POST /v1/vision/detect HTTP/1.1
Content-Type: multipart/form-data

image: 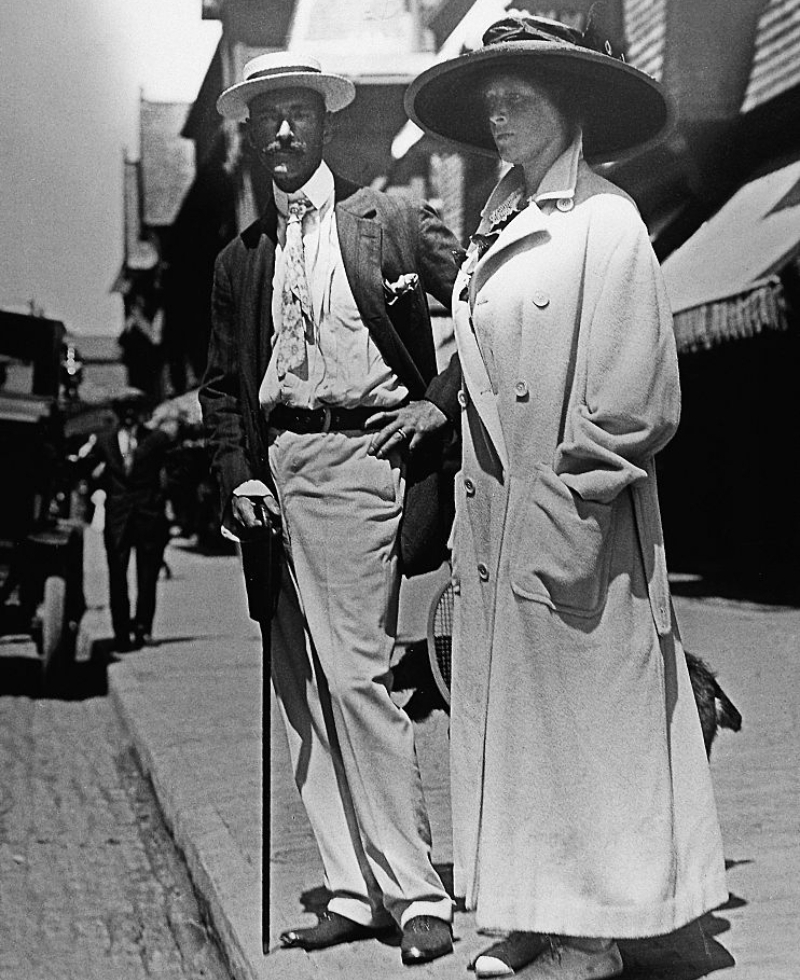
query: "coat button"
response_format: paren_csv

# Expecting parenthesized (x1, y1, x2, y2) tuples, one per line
(464, 478, 476, 497)
(457, 389, 469, 408)
(477, 562, 489, 581)
(514, 380, 529, 399)
(532, 290, 550, 308)
(556, 197, 574, 212)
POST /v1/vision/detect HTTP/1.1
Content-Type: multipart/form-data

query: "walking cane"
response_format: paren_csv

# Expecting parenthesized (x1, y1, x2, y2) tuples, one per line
(240, 511, 282, 955)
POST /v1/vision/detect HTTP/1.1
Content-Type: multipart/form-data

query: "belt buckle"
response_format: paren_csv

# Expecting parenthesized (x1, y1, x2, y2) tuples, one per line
(320, 406, 332, 434)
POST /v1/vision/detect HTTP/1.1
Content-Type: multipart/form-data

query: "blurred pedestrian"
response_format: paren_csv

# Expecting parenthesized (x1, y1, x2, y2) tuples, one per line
(85, 389, 174, 651)
(407, 15, 728, 979)
(201, 52, 461, 965)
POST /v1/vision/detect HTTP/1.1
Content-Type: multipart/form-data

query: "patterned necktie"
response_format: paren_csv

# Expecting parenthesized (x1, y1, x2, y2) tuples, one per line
(275, 197, 315, 380)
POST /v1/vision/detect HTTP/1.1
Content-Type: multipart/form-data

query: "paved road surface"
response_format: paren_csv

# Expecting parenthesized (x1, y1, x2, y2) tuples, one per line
(0, 642, 231, 980)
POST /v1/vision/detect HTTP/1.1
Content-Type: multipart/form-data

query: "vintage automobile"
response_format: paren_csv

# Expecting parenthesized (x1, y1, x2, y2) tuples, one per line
(0, 310, 85, 690)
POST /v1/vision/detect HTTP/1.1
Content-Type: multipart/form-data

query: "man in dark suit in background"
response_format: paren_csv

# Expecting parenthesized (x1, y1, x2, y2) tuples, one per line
(200, 52, 460, 966)
(88, 389, 173, 651)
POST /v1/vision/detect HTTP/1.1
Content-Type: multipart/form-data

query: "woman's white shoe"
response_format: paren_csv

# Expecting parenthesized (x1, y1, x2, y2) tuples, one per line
(471, 933, 550, 977)
(517, 938, 623, 979)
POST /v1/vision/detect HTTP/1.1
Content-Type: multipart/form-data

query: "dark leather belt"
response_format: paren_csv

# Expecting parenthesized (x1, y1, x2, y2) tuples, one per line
(268, 403, 378, 434)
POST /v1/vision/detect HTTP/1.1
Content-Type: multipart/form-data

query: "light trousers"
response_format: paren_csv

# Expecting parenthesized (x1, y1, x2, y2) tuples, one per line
(267, 428, 452, 928)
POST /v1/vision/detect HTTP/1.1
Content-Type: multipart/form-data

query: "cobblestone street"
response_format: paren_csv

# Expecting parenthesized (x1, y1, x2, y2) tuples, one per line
(0, 647, 231, 980)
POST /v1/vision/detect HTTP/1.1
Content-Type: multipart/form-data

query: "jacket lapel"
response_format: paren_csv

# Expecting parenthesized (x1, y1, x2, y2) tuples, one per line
(470, 203, 550, 306)
(336, 194, 385, 328)
(107, 427, 126, 472)
(453, 273, 509, 472)
(253, 200, 278, 378)
(336, 189, 427, 395)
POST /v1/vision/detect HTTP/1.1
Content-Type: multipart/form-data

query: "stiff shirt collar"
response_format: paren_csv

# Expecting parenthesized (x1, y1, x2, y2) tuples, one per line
(480, 131, 583, 228)
(273, 160, 334, 216)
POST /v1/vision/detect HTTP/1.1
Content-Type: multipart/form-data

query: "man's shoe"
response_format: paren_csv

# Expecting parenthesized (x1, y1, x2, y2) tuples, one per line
(279, 911, 393, 951)
(132, 629, 156, 648)
(113, 634, 135, 652)
(400, 915, 453, 965)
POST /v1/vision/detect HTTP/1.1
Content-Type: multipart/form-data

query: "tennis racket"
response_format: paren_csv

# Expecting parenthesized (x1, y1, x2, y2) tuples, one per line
(426, 578, 455, 710)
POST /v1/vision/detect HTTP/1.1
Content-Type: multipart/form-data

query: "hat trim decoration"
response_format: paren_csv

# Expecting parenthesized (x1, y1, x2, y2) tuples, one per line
(404, 15, 674, 164)
(247, 63, 324, 81)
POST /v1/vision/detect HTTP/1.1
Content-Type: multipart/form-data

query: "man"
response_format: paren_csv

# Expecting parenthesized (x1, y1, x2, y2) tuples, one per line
(200, 52, 460, 965)
(85, 389, 173, 650)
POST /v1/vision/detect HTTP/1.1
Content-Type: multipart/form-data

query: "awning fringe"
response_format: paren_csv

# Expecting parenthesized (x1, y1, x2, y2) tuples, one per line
(672, 276, 789, 353)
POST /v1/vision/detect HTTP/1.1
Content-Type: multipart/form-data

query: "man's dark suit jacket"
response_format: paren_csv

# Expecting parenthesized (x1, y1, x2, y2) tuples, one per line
(93, 425, 171, 549)
(200, 173, 462, 581)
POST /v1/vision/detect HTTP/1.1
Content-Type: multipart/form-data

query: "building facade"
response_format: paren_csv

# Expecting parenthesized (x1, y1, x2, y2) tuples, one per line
(111, 98, 196, 399)
(119, 0, 800, 597)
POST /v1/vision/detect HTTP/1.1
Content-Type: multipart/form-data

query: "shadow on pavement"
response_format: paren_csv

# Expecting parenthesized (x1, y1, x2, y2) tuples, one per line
(145, 634, 232, 647)
(0, 628, 218, 700)
(725, 857, 753, 872)
(293, 884, 402, 948)
(293, 880, 739, 977)
(619, 895, 743, 980)
(294, 863, 467, 932)
(0, 647, 111, 700)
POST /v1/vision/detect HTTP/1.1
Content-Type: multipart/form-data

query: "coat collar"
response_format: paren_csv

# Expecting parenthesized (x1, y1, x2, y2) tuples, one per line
(468, 135, 583, 305)
(476, 131, 582, 224)
(530, 132, 582, 205)
(453, 297, 509, 472)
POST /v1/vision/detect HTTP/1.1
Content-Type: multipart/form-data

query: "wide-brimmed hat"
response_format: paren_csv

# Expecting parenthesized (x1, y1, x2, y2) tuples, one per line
(217, 52, 356, 122)
(404, 15, 673, 163)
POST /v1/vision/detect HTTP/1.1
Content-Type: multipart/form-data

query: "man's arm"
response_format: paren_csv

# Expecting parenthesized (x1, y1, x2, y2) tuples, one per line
(414, 200, 462, 419)
(555, 211, 680, 503)
(415, 202, 461, 306)
(200, 251, 277, 533)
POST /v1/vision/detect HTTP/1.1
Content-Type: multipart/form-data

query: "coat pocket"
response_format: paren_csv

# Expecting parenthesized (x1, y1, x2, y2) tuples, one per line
(509, 465, 615, 616)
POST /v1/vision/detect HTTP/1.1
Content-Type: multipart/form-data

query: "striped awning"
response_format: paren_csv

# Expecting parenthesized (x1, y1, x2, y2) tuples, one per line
(662, 158, 800, 353)
(670, 277, 788, 353)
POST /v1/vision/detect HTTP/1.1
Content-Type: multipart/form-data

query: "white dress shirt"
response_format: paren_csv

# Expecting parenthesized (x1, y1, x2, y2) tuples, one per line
(259, 161, 409, 413)
(118, 427, 137, 472)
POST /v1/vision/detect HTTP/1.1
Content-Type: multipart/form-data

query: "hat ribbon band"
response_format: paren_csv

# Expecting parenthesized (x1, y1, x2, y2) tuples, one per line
(485, 24, 574, 48)
(247, 65, 322, 81)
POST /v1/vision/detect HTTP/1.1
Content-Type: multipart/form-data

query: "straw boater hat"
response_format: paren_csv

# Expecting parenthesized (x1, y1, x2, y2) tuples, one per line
(110, 386, 148, 409)
(404, 15, 673, 164)
(217, 51, 356, 122)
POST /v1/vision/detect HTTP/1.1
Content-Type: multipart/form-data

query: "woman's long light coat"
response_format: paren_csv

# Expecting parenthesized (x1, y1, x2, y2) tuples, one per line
(450, 144, 728, 938)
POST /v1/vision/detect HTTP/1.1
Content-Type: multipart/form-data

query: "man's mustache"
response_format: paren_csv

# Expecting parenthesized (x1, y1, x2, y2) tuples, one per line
(261, 138, 307, 155)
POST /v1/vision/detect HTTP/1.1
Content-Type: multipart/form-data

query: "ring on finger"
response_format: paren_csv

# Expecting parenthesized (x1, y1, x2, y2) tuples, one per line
(396, 428, 407, 441)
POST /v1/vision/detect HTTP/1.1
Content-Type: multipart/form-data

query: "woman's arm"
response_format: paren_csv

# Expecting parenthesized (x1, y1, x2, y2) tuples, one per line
(555, 215, 680, 503)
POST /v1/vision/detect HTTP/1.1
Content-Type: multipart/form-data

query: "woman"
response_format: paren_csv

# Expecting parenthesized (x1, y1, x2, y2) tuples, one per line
(405, 16, 728, 980)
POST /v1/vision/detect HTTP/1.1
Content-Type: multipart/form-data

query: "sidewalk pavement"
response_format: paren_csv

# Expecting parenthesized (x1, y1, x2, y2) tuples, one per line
(80, 525, 800, 980)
